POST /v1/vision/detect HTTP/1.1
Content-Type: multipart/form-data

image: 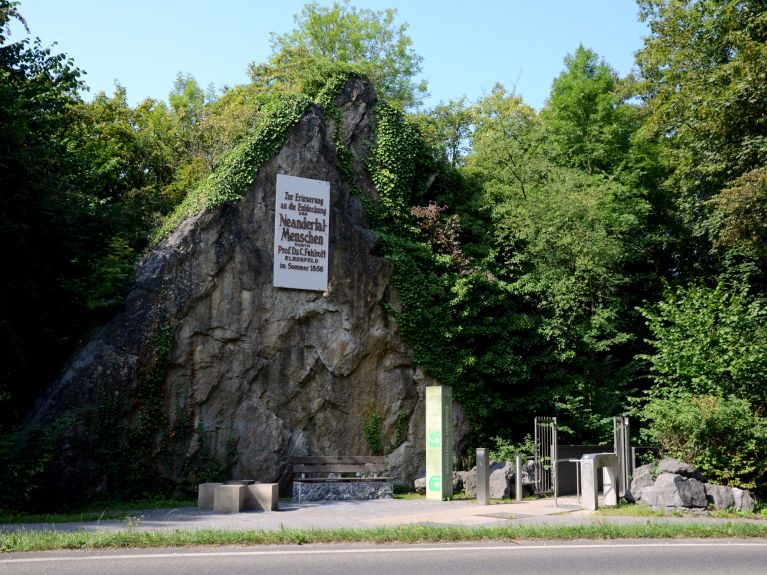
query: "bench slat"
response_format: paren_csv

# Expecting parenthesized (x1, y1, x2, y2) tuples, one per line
(291, 456, 386, 464)
(294, 477, 393, 483)
(293, 464, 387, 474)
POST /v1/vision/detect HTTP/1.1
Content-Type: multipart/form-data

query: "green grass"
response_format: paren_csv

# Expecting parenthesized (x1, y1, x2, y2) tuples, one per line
(596, 502, 767, 520)
(0, 499, 196, 525)
(596, 503, 665, 517)
(3, 522, 767, 553)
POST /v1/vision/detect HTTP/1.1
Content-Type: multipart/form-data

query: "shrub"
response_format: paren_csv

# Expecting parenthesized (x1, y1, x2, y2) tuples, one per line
(638, 393, 767, 489)
(489, 434, 534, 462)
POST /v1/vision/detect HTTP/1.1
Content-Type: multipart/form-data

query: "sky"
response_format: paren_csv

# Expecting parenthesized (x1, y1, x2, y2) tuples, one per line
(11, 0, 649, 110)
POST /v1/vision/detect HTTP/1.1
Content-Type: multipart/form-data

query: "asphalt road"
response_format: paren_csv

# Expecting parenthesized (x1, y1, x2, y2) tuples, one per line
(3, 540, 767, 575)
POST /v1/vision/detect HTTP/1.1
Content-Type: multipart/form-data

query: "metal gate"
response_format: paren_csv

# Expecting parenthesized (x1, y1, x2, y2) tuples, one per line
(534, 416, 557, 495)
(534, 415, 631, 501)
(613, 416, 631, 497)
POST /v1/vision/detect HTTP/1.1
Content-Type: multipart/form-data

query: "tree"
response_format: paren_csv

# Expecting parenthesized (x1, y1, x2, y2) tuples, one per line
(248, 1, 426, 108)
(636, 0, 767, 279)
(0, 0, 85, 422)
(466, 83, 543, 201)
(413, 97, 474, 167)
(541, 45, 637, 175)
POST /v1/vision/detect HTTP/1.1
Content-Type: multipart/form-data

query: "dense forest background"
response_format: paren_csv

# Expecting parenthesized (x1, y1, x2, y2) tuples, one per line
(2, 0, 766, 492)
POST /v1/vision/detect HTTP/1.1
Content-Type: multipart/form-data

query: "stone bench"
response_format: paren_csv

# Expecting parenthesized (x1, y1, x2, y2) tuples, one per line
(291, 456, 393, 502)
(198, 480, 279, 513)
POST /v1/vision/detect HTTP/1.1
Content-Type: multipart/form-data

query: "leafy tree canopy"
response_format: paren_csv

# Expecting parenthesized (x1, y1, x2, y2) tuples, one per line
(248, 0, 426, 108)
(636, 0, 767, 242)
(541, 45, 637, 175)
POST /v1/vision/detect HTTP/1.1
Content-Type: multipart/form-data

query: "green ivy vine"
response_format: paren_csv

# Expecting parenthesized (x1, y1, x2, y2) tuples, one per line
(154, 93, 313, 241)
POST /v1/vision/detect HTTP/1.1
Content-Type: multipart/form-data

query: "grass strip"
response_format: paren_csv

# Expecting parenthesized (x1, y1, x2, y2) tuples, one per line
(0, 500, 197, 524)
(3, 522, 767, 553)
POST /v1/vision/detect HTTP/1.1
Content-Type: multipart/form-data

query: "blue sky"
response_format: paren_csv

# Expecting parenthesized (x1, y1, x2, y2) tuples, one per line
(12, 0, 648, 110)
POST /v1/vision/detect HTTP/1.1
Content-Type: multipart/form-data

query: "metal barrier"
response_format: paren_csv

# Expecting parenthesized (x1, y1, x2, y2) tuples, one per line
(580, 452, 619, 510)
(613, 416, 630, 497)
(534, 416, 557, 495)
(553, 458, 581, 506)
(476, 448, 489, 505)
(514, 455, 535, 502)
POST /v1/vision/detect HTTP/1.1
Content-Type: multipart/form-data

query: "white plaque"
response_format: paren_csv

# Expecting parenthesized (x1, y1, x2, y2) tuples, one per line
(273, 174, 330, 291)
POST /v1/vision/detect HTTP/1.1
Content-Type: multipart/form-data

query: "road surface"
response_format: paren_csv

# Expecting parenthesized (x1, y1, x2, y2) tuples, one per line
(2, 540, 766, 575)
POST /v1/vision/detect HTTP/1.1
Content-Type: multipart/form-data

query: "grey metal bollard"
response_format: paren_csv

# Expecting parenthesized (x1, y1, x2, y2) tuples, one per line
(515, 455, 523, 502)
(580, 452, 619, 511)
(476, 448, 489, 505)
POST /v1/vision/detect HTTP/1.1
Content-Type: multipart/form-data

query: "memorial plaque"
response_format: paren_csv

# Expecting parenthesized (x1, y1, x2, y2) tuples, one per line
(425, 386, 453, 500)
(273, 174, 330, 291)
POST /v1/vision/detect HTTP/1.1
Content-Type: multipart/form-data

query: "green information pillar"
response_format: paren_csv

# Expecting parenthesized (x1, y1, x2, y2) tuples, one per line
(425, 385, 453, 500)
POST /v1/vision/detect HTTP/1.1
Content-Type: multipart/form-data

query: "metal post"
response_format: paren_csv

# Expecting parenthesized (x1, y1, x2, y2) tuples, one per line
(623, 417, 631, 495)
(515, 455, 523, 502)
(576, 460, 581, 503)
(476, 448, 489, 505)
(552, 417, 558, 507)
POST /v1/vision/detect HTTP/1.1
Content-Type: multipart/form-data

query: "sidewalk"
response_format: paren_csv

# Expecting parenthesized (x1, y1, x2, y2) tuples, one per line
(3, 496, 765, 533)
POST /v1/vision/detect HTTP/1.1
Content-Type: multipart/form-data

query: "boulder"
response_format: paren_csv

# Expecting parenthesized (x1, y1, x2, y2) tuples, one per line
(625, 463, 655, 503)
(704, 483, 735, 510)
(455, 470, 470, 493)
(488, 461, 514, 499)
(640, 472, 707, 510)
(733, 488, 755, 513)
(463, 466, 477, 496)
(452, 472, 464, 493)
(463, 460, 515, 499)
(657, 458, 706, 482)
(414, 475, 426, 495)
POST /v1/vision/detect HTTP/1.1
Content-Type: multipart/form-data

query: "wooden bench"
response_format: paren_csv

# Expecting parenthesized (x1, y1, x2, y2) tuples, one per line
(290, 456, 393, 501)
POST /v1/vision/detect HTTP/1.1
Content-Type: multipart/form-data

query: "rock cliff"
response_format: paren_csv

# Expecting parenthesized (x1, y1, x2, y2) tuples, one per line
(28, 79, 466, 502)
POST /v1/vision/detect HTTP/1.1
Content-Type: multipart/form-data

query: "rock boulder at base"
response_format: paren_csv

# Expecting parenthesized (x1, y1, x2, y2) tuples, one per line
(463, 460, 515, 499)
(640, 472, 707, 510)
(414, 475, 426, 495)
(625, 463, 655, 503)
(704, 483, 735, 510)
(657, 458, 706, 482)
(733, 488, 755, 513)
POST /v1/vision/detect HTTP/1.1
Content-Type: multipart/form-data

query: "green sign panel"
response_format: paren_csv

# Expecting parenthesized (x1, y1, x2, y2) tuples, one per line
(425, 386, 452, 500)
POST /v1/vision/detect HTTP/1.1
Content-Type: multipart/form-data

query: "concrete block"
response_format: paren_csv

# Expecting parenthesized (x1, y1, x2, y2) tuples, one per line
(198, 482, 222, 510)
(213, 484, 246, 513)
(246, 483, 279, 511)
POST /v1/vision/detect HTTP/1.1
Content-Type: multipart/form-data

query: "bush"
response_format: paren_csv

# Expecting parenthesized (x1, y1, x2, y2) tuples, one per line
(638, 393, 767, 489)
(639, 282, 767, 408)
(489, 434, 534, 462)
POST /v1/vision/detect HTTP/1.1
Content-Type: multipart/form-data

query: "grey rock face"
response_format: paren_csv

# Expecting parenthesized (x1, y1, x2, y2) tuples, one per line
(463, 460, 515, 499)
(452, 471, 464, 493)
(704, 483, 735, 510)
(626, 463, 655, 503)
(414, 475, 426, 495)
(641, 472, 707, 510)
(488, 461, 514, 499)
(733, 487, 755, 512)
(28, 79, 466, 501)
(462, 466, 477, 496)
(657, 458, 706, 482)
